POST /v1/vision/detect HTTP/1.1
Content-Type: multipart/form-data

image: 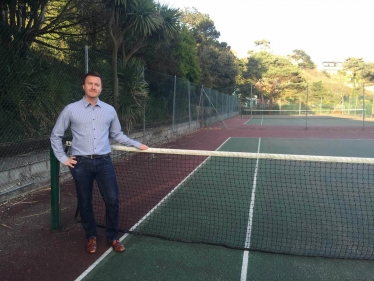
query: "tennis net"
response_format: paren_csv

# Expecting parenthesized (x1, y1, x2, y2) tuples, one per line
(241, 108, 365, 118)
(89, 146, 374, 260)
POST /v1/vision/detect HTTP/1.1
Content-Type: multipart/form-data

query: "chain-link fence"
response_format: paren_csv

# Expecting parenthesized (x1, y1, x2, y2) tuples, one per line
(240, 82, 374, 120)
(0, 27, 240, 200)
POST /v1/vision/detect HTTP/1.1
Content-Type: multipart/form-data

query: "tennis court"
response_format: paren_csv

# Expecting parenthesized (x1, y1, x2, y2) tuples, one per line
(76, 137, 374, 281)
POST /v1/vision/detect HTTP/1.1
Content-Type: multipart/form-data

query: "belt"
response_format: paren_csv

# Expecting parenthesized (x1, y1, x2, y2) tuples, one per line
(76, 154, 110, 159)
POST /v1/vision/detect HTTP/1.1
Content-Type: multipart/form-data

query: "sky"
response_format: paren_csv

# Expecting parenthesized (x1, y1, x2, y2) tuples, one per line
(166, 0, 374, 65)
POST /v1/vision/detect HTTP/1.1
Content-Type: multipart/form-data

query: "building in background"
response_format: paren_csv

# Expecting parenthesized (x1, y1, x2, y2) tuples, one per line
(317, 61, 343, 75)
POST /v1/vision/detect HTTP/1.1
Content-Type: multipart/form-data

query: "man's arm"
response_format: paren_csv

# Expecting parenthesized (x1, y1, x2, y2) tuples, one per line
(50, 107, 71, 164)
(110, 110, 148, 149)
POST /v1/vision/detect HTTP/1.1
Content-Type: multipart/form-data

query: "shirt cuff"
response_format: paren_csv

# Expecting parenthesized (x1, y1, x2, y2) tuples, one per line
(59, 155, 69, 164)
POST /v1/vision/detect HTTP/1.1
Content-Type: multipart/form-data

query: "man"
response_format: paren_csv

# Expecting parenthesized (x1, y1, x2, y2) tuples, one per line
(50, 71, 148, 254)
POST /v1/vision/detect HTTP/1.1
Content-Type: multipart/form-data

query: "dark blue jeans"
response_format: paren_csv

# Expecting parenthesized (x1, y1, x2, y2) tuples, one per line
(71, 156, 119, 241)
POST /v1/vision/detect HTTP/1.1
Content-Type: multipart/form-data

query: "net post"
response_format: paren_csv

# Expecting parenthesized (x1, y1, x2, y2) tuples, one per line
(50, 143, 60, 230)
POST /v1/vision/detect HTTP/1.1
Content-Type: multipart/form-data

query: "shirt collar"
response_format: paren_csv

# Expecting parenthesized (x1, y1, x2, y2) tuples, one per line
(81, 97, 102, 108)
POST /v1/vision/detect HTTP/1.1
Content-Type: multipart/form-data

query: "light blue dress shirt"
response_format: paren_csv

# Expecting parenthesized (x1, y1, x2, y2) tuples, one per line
(50, 97, 141, 163)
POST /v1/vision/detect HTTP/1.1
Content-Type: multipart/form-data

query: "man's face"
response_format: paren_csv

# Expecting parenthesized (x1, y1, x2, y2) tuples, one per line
(82, 75, 102, 99)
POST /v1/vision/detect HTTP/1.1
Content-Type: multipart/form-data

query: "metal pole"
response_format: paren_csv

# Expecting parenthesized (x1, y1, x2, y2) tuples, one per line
(172, 75, 176, 136)
(228, 91, 231, 118)
(250, 84, 253, 116)
(188, 81, 191, 132)
(222, 92, 224, 119)
(226, 92, 228, 117)
(50, 144, 60, 230)
(200, 86, 204, 127)
(363, 83, 365, 130)
(215, 91, 218, 118)
(143, 106, 146, 143)
(142, 67, 146, 143)
(84, 45, 89, 73)
(305, 83, 309, 130)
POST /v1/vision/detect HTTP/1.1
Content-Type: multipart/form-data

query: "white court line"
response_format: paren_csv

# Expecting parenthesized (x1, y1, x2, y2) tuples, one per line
(75, 137, 232, 281)
(240, 137, 261, 281)
(129, 137, 231, 231)
(244, 117, 264, 126)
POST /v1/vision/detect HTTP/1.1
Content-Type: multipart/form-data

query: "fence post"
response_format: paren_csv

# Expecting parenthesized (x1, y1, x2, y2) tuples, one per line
(305, 83, 309, 130)
(84, 45, 89, 73)
(363, 83, 365, 130)
(188, 81, 191, 132)
(250, 84, 253, 116)
(172, 75, 176, 137)
(142, 67, 146, 143)
(201, 86, 204, 127)
(50, 144, 60, 230)
(221, 92, 224, 117)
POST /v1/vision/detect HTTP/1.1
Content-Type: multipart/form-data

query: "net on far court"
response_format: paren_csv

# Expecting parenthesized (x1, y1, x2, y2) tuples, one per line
(241, 108, 365, 119)
(90, 146, 374, 260)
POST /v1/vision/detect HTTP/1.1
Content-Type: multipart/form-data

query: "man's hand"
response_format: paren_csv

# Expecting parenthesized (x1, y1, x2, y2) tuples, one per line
(139, 144, 149, 150)
(63, 156, 77, 168)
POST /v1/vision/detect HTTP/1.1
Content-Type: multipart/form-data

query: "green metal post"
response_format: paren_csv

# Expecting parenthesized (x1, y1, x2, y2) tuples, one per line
(50, 144, 60, 230)
(363, 83, 365, 130)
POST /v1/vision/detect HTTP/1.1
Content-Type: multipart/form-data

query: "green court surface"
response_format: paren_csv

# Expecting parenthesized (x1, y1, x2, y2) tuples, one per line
(81, 235, 374, 281)
(78, 137, 374, 281)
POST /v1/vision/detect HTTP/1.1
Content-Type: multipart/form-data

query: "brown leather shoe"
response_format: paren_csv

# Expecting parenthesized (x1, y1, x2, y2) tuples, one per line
(86, 237, 97, 254)
(108, 239, 125, 252)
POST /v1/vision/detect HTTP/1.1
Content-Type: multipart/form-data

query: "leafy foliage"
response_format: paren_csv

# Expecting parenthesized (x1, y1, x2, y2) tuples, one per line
(289, 49, 315, 69)
(243, 50, 306, 103)
(180, 8, 238, 93)
(117, 58, 149, 134)
(0, 42, 81, 141)
(107, 0, 180, 109)
(174, 26, 201, 83)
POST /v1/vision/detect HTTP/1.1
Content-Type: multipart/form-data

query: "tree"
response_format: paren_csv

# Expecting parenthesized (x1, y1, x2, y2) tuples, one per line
(362, 62, 374, 83)
(107, 0, 180, 109)
(181, 7, 220, 43)
(117, 58, 149, 134)
(0, 0, 104, 54)
(343, 57, 364, 88)
(290, 49, 315, 69)
(243, 50, 306, 104)
(254, 39, 271, 52)
(310, 81, 329, 104)
(180, 8, 238, 93)
(174, 26, 201, 83)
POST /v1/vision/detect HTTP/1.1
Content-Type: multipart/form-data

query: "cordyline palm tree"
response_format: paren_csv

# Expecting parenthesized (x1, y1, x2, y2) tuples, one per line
(117, 58, 149, 134)
(107, 0, 180, 110)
